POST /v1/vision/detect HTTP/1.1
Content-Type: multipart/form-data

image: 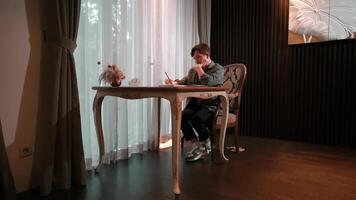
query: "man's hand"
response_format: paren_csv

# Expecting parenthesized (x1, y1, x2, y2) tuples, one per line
(164, 79, 174, 84)
(164, 79, 180, 85)
(192, 64, 205, 77)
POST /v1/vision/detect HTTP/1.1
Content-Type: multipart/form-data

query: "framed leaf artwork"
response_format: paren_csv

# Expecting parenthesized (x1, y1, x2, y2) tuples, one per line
(288, 0, 356, 44)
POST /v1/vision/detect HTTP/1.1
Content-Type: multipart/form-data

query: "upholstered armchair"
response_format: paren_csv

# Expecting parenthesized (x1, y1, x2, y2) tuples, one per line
(213, 63, 247, 152)
(180, 63, 247, 156)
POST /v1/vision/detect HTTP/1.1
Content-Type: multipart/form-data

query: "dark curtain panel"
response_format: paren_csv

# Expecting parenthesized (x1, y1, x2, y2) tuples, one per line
(38, 0, 86, 195)
(211, 0, 290, 140)
(0, 121, 16, 200)
(288, 41, 356, 146)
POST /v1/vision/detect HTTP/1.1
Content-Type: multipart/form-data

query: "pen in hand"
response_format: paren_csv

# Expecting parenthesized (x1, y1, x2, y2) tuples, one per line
(164, 72, 174, 84)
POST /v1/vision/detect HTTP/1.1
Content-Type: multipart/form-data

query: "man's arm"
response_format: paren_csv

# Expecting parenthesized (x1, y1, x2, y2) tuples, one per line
(200, 65, 224, 86)
(176, 76, 188, 85)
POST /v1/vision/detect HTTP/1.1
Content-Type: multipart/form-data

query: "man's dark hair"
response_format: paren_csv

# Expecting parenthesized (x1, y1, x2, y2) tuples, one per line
(190, 43, 210, 57)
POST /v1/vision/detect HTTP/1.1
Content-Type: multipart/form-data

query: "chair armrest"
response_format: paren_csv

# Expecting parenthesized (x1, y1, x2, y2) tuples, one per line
(227, 92, 240, 100)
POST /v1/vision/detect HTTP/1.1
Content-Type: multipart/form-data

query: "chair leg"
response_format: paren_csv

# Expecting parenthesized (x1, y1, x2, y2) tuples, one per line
(233, 125, 239, 150)
(210, 127, 218, 161)
(233, 119, 245, 152)
(181, 136, 184, 149)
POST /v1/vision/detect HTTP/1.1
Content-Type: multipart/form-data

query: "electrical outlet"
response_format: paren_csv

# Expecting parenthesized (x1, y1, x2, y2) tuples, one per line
(19, 147, 33, 158)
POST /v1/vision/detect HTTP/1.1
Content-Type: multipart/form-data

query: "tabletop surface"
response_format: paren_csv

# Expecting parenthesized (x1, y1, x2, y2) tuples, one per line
(92, 85, 228, 92)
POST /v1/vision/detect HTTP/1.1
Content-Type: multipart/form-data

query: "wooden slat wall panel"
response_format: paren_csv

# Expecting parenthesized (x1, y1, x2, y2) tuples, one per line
(211, 0, 356, 147)
(288, 42, 356, 146)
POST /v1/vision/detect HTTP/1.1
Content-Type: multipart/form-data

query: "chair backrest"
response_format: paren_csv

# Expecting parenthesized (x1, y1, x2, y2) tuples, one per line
(223, 64, 247, 112)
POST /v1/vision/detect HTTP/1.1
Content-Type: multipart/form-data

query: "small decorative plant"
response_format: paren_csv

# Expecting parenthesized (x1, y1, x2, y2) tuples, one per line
(99, 64, 126, 87)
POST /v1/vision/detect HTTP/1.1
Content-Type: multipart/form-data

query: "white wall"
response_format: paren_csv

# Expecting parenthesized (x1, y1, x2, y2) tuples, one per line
(0, 0, 42, 193)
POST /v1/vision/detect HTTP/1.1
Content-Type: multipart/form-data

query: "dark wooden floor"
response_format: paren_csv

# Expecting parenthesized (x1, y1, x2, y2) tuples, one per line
(18, 136, 356, 200)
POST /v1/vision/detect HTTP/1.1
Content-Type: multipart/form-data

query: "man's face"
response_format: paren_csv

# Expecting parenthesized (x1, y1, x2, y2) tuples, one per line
(193, 51, 209, 65)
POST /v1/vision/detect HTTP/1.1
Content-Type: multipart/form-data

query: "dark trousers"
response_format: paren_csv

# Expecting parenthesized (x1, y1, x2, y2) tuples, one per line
(181, 99, 215, 141)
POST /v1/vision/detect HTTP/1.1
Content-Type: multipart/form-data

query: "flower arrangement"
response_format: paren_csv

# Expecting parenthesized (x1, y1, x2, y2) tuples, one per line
(99, 64, 126, 87)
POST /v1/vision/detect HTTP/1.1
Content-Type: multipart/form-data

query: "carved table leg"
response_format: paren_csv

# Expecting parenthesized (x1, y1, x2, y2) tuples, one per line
(170, 97, 182, 195)
(156, 97, 161, 150)
(93, 94, 105, 172)
(217, 95, 229, 163)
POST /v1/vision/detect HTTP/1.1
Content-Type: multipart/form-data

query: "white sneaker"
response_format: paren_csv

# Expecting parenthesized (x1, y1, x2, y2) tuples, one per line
(186, 154, 202, 162)
(185, 148, 203, 162)
(186, 145, 200, 159)
(203, 138, 211, 155)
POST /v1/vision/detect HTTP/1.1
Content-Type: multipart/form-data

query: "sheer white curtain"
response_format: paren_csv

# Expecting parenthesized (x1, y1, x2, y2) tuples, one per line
(74, 0, 199, 169)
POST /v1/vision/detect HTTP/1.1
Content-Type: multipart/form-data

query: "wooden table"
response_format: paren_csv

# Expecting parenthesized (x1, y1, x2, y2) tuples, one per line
(92, 86, 229, 195)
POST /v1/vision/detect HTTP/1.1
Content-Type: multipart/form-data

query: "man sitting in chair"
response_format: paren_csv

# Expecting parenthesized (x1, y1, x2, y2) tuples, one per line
(165, 43, 224, 162)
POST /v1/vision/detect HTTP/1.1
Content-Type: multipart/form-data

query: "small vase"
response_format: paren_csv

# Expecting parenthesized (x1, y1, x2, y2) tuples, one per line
(110, 80, 122, 87)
